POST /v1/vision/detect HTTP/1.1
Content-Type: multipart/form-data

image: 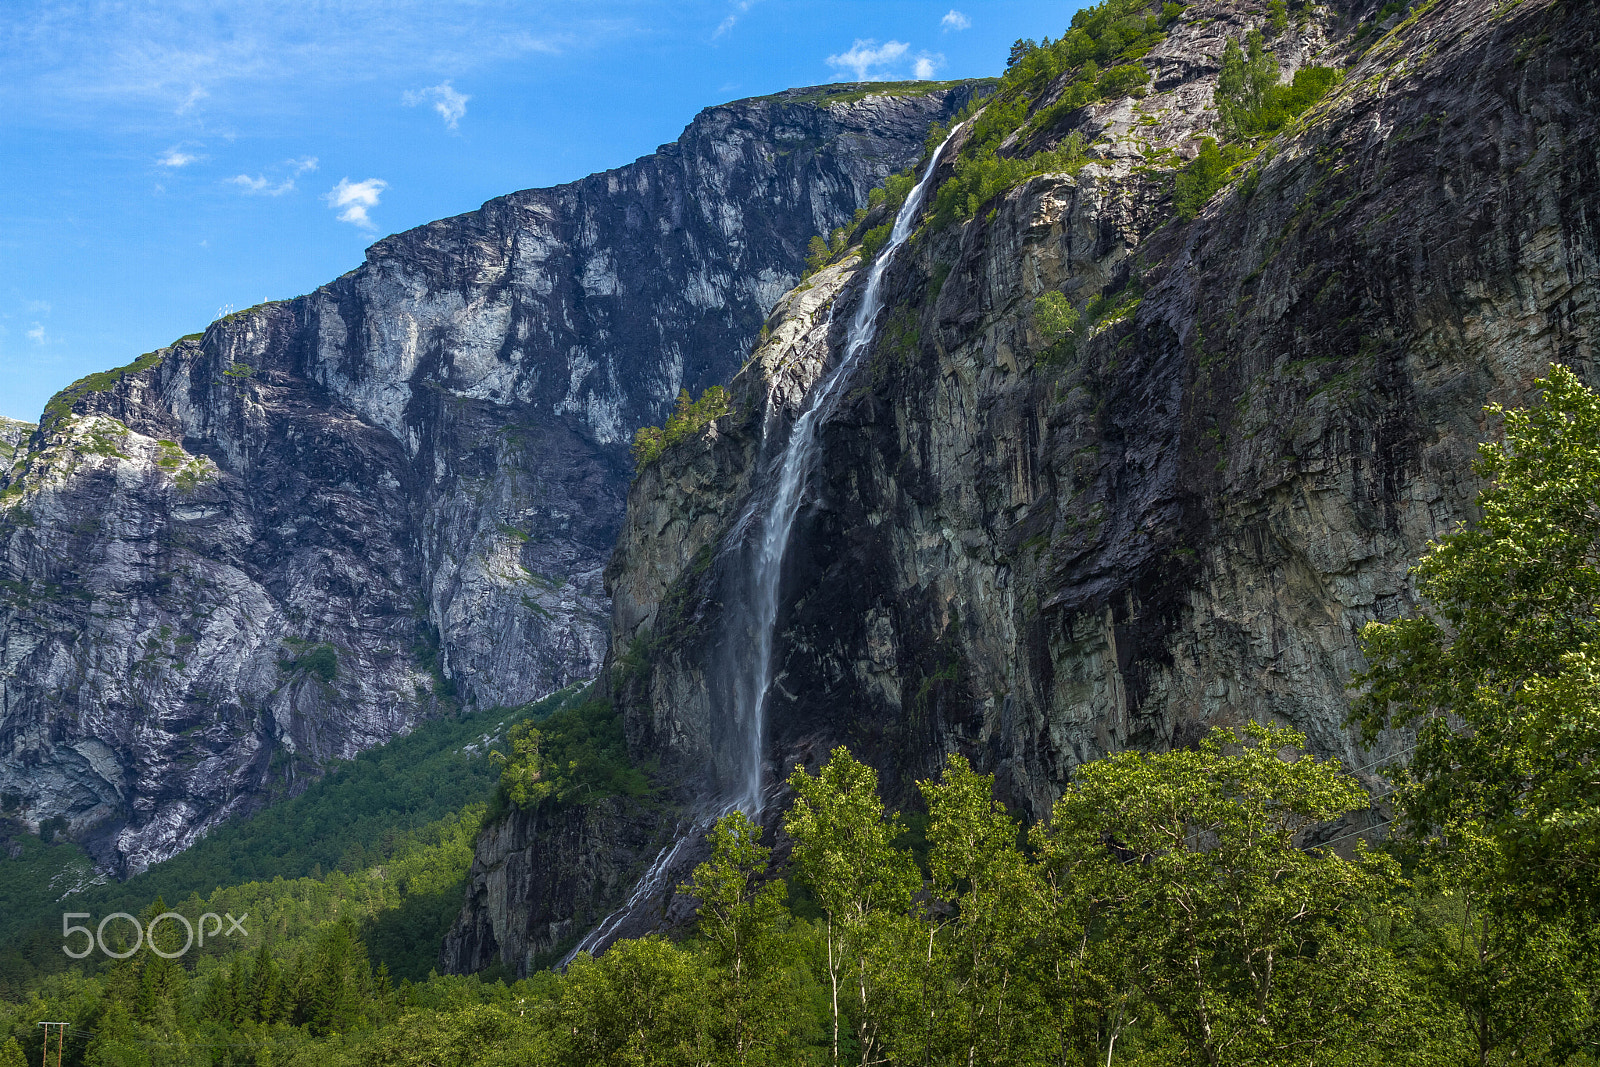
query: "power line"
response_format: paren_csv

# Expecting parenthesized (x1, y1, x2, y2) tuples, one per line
(1342, 743, 1417, 777)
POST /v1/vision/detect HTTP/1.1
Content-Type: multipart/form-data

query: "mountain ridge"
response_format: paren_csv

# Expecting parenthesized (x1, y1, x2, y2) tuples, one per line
(0, 81, 985, 877)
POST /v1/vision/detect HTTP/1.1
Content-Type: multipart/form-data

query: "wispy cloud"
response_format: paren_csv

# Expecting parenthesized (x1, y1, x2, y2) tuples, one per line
(175, 85, 207, 114)
(825, 39, 910, 81)
(941, 10, 971, 31)
(913, 52, 945, 79)
(229, 173, 295, 196)
(27, 300, 51, 314)
(288, 156, 318, 175)
(157, 146, 202, 167)
(326, 177, 387, 229)
(4, 4, 594, 129)
(714, 0, 759, 38)
(26, 324, 46, 343)
(403, 81, 469, 129)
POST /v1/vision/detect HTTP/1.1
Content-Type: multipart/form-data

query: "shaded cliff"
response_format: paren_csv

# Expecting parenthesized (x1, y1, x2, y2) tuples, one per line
(443, 0, 1600, 971)
(0, 82, 985, 875)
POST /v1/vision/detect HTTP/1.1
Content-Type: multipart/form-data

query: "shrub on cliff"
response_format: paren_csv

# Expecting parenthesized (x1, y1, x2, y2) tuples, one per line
(1173, 136, 1232, 219)
(1215, 30, 1338, 140)
(631, 386, 733, 470)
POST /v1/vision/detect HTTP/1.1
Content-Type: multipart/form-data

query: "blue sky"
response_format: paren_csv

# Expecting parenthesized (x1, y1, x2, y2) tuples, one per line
(0, 0, 1083, 423)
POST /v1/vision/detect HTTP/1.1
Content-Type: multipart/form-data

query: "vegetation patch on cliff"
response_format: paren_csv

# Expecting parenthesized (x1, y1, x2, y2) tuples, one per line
(630, 386, 732, 470)
(39, 349, 164, 432)
(493, 692, 651, 811)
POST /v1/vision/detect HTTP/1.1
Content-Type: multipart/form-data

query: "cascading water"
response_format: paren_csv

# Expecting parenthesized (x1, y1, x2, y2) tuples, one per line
(721, 123, 962, 817)
(562, 124, 961, 966)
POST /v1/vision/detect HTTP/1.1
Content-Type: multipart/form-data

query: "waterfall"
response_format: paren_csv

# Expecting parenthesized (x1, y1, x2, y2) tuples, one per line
(721, 123, 962, 817)
(561, 123, 961, 967)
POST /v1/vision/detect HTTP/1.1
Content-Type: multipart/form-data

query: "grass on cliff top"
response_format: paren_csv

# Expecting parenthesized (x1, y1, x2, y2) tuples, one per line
(745, 78, 992, 110)
(39, 349, 165, 432)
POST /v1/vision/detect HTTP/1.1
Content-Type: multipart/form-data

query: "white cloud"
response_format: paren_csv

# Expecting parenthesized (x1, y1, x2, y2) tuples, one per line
(403, 81, 469, 129)
(4, 4, 586, 129)
(288, 156, 318, 175)
(825, 39, 911, 81)
(941, 10, 971, 30)
(913, 52, 945, 79)
(175, 85, 207, 114)
(157, 147, 201, 167)
(27, 300, 51, 314)
(326, 177, 387, 229)
(229, 173, 295, 195)
(714, 0, 758, 38)
(27, 324, 45, 343)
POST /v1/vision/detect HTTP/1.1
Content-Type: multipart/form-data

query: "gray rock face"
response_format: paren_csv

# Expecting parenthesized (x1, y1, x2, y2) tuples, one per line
(604, 0, 1598, 838)
(0, 83, 983, 875)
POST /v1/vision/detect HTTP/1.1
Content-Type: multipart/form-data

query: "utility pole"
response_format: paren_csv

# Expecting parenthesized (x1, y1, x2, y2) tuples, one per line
(36, 1023, 65, 1067)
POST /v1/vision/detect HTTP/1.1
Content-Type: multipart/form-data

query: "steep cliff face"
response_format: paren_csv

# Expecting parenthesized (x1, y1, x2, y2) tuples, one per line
(0, 83, 983, 875)
(606, 0, 1598, 838)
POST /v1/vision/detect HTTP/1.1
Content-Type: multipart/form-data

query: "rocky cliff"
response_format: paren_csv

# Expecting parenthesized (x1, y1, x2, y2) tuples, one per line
(473, 0, 1597, 968)
(0, 83, 983, 875)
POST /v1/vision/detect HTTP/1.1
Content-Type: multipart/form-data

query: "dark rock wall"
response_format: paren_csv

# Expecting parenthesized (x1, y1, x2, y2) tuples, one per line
(606, 0, 1598, 833)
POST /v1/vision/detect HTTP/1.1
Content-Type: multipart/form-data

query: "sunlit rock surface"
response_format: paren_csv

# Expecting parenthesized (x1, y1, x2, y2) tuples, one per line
(0, 83, 982, 875)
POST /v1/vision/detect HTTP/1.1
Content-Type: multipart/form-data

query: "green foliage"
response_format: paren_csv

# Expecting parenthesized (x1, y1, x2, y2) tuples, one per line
(1268, 0, 1290, 33)
(1096, 62, 1152, 98)
(1173, 136, 1251, 220)
(753, 79, 986, 111)
(0, 697, 538, 991)
(494, 696, 650, 810)
(550, 937, 712, 1065)
(866, 169, 916, 215)
(1215, 30, 1338, 139)
(1033, 290, 1082, 363)
(1003, 0, 1177, 97)
(279, 639, 339, 682)
(1041, 723, 1407, 1065)
(0, 820, 96, 949)
(631, 386, 733, 470)
(857, 221, 893, 263)
(681, 812, 811, 1063)
(39, 350, 164, 431)
(1353, 365, 1600, 919)
(930, 133, 1087, 228)
(1389, 859, 1599, 1064)
(928, 0, 1181, 230)
(785, 749, 920, 1066)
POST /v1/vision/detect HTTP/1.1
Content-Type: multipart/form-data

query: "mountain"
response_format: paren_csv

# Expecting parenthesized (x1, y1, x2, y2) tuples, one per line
(446, 0, 1600, 973)
(0, 81, 985, 877)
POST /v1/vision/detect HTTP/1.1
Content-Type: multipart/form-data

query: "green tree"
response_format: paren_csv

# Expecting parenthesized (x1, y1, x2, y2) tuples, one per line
(551, 937, 711, 1067)
(1174, 137, 1231, 220)
(784, 748, 920, 1067)
(1352, 365, 1600, 918)
(683, 811, 802, 1066)
(1215, 31, 1278, 136)
(915, 754, 1044, 1066)
(1041, 723, 1404, 1066)
(1033, 291, 1082, 363)
(1393, 854, 1598, 1066)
